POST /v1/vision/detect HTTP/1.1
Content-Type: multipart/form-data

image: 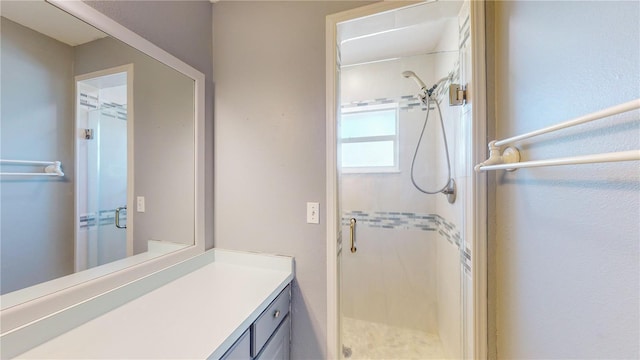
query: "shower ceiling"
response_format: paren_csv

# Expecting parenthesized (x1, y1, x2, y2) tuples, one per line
(339, 0, 463, 66)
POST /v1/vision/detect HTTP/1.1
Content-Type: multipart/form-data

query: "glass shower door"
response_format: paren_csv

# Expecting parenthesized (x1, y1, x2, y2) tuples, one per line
(337, 1, 468, 358)
(85, 107, 128, 268)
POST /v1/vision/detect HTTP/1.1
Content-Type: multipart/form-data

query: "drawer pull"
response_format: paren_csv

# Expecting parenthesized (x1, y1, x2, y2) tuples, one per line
(251, 285, 291, 357)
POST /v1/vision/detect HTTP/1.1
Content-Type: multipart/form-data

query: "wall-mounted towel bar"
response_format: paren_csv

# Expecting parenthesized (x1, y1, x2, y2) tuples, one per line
(477, 150, 640, 172)
(0, 159, 65, 176)
(475, 99, 640, 172)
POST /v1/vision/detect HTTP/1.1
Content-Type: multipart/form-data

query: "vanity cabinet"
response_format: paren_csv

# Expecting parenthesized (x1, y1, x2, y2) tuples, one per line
(221, 284, 291, 360)
(255, 316, 290, 360)
(220, 330, 250, 359)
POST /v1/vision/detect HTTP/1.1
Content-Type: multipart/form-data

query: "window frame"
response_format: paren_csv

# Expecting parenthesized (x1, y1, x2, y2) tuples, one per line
(340, 102, 400, 174)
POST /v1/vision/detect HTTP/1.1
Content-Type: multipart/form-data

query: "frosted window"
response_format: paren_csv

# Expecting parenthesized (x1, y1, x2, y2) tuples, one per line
(342, 141, 395, 167)
(340, 105, 398, 172)
(341, 110, 396, 138)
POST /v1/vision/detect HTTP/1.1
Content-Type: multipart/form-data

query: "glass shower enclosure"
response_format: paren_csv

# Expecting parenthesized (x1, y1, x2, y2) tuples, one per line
(337, 1, 471, 359)
(84, 106, 128, 268)
(75, 68, 130, 272)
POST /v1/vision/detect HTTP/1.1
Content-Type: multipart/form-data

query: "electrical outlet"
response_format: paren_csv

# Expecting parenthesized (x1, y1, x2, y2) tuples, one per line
(307, 202, 319, 224)
(137, 196, 145, 212)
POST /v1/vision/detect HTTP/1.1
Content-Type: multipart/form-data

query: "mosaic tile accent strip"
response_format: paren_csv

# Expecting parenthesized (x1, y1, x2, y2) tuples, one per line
(462, 248, 472, 272)
(79, 91, 127, 121)
(79, 91, 99, 110)
(100, 106, 128, 121)
(341, 95, 434, 112)
(342, 210, 438, 232)
(341, 76, 459, 112)
(460, 6, 470, 49)
(437, 215, 462, 248)
(342, 210, 462, 250)
(79, 209, 127, 229)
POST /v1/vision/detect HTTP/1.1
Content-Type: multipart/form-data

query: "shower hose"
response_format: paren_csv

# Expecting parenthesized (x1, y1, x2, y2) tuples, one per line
(410, 93, 453, 194)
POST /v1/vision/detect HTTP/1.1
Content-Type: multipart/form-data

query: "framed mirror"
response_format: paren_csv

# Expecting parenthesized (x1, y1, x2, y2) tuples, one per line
(0, 0, 205, 332)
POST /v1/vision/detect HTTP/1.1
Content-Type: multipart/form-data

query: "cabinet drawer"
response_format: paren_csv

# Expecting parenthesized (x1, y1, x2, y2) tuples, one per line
(220, 330, 250, 360)
(251, 285, 291, 357)
(255, 315, 290, 360)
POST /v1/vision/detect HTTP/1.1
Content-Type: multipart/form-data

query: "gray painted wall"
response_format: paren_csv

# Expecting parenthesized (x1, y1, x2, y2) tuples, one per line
(74, 37, 195, 251)
(488, 1, 640, 358)
(0, 18, 75, 294)
(212, 2, 372, 358)
(85, 0, 215, 250)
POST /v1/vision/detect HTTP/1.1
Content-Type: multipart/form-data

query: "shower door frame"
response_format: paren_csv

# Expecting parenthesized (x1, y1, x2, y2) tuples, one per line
(325, 1, 489, 358)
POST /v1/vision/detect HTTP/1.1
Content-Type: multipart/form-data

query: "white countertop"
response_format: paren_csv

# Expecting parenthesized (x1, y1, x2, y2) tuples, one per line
(13, 249, 294, 359)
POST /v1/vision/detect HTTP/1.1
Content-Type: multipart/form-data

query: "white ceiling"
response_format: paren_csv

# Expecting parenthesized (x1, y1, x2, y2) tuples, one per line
(81, 71, 127, 90)
(339, 1, 464, 66)
(1, 0, 107, 47)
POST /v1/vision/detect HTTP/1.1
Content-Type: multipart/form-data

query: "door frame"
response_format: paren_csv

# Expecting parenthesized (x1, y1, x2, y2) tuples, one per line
(324, 1, 488, 358)
(74, 63, 134, 271)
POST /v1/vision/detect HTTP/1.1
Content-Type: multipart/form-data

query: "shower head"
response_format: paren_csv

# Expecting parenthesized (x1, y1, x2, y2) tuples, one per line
(402, 71, 427, 90)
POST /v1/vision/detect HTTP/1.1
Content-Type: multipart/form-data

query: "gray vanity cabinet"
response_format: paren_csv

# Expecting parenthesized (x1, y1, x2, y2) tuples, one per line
(220, 330, 251, 359)
(255, 316, 290, 360)
(220, 284, 291, 360)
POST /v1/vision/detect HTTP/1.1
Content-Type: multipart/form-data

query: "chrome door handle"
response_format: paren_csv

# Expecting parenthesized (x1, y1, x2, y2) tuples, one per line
(115, 206, 127, 229)
(349, 218, 357, 253)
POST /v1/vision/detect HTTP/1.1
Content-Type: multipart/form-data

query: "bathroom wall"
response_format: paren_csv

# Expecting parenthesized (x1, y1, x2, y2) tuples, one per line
(488, 1, 640, 358)
(212, 2, 374, 358)
(84, 0, 215, 250)
(74, 37, 195, 251)
(0, 18, 75, 294)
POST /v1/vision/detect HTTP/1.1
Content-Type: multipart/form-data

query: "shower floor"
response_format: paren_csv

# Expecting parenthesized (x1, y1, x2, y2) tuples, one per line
(342, 317, 446, 359)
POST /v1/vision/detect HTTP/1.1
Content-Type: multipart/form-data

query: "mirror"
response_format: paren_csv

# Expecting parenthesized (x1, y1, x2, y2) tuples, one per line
(0, 0, 201, 311)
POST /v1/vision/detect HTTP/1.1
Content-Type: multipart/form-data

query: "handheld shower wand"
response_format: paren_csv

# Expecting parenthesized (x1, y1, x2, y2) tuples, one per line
(402, 70, 456, 203)
(402, 71, 427, 90)
(402, 71, 430, 101)
(403, 71, 449, 101)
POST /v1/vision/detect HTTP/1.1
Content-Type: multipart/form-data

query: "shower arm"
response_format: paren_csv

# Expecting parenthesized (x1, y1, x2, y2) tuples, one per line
(424, 77, 454, 102)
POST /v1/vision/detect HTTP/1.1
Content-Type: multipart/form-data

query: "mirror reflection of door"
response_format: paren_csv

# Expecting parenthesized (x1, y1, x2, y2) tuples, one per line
(75, 66, 132, 271)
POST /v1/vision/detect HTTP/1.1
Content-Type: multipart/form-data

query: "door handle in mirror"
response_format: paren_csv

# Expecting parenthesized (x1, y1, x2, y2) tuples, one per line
(349, 218, 357, 253)
(115, 206, 127, 229)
